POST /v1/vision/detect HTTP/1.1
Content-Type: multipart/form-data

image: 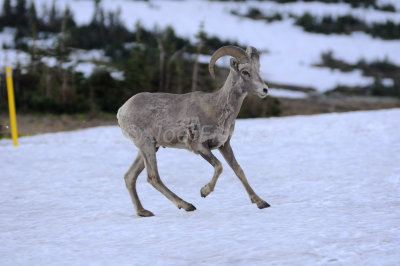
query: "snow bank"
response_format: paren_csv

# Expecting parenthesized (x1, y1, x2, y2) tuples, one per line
(267, 88, 309, 98)
(248, 1, 400, 24)
(1, 108, 400, 265)
(0, 28, 30, 69)
(377, 0, 400, 10)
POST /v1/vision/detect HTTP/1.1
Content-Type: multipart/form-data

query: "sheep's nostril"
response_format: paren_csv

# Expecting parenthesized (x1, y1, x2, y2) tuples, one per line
(263, 88, 268, 94)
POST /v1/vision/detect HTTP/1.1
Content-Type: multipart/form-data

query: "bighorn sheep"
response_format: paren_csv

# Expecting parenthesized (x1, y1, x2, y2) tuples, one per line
(117, 45, 270, 217)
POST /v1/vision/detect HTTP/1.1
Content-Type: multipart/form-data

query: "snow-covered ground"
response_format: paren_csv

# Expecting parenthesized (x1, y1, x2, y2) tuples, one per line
(1, 108, 400, 265)
(1, 0, 400, 93)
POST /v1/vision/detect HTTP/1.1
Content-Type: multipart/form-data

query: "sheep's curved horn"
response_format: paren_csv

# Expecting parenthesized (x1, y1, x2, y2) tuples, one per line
(209, 46, 248, 79)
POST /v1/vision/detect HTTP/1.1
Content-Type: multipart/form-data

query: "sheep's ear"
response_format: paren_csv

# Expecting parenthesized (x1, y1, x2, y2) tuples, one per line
(246, 46, 260, 60)
(230, 58, 239, 72)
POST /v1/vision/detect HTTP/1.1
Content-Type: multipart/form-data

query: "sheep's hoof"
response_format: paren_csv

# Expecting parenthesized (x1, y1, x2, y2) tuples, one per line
(257, 201, 270, 209)
(137, 209, 154, 217)
(178, 203, 197, 212)
(185, 204, 197, 212)
(200, 185, 212, 198)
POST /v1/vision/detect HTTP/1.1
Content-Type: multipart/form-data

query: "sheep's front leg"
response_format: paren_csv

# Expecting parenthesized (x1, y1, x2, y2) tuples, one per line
(198, 147, 223, 198)
(219, 140, 270, 209)
(140, 144, 196, 212)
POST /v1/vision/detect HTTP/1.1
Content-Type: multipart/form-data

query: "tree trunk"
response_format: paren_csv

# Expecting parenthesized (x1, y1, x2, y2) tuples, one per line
(191, 41, 202, 92)
(59, 10, 68, 102)
(157, 37, 166, 92)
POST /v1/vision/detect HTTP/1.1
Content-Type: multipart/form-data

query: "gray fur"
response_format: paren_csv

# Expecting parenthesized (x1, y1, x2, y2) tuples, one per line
(117, 46, 270, 217)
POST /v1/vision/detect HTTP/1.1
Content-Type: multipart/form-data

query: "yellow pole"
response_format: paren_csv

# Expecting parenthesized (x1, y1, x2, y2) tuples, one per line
(5, 66, 18, 146)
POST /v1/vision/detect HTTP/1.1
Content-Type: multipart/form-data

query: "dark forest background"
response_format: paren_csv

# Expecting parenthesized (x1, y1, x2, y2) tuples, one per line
(0, 0, 399, 119)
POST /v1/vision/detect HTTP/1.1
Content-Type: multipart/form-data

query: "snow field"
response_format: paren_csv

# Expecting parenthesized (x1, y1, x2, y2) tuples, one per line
(1, 108, 400, 265)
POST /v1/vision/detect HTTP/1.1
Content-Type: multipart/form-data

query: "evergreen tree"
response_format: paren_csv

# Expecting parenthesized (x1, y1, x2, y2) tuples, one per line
(57, 7, 73, 103)
(1, 0, 12, 17)
(89, 69, 123, 112)
(28, 1, 38, 31)
(124, 46, 152, 95)
(92, 0, 102, 25)
(16, 0, 28, 27)
(1, 0, 13, 26)
(135, 20, 142, 43)
(192, 23, 205, 91)
(28, 1, 39, 71)
(63, 5, 76, 29)
(49, 0, 57, 24)
(48, 0, 61, 32)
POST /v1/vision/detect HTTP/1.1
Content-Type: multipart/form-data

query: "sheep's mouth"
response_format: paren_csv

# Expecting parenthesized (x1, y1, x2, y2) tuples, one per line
(257, 92, 268, 98)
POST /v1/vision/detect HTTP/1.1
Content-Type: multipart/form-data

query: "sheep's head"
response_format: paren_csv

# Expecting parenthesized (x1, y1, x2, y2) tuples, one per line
(209, 45, 269, 98)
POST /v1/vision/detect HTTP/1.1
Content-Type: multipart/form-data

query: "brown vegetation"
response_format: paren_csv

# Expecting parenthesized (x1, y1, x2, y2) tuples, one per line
(279, 95, 400, 116)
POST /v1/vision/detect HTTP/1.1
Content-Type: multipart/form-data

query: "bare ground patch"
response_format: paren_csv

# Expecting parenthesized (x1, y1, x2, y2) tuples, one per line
(1, 95, 399, 137)
(0, 113, 117, 137)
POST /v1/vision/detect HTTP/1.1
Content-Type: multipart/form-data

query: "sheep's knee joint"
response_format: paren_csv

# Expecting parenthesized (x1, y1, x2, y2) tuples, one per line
(147, 175, 158, 186)
(124, 174, 132, 187)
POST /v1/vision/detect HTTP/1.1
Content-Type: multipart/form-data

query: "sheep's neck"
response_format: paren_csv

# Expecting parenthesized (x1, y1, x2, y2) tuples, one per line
(215, 71, 247, 127)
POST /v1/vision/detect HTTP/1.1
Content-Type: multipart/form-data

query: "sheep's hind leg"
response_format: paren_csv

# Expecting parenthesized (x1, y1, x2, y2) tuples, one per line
(140, 144, 196, 212)
(124, 152, 154, 217)
(198, 147, 223, 198)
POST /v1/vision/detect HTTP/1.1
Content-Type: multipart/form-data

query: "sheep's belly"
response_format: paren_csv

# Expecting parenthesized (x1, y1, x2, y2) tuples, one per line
(155, 127, 231, 152)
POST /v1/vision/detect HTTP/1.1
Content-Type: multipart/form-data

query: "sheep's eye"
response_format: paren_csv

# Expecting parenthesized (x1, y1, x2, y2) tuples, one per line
(242, 70, 251, 77)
